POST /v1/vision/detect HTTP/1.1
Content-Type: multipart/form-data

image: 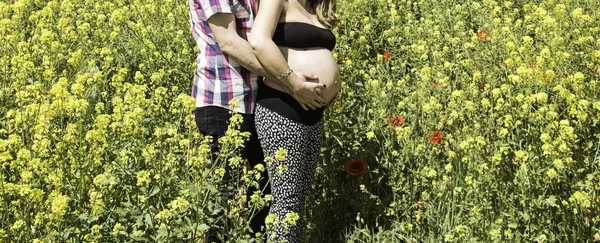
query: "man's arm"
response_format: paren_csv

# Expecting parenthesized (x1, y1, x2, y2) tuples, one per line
(207, 13, 278, 81)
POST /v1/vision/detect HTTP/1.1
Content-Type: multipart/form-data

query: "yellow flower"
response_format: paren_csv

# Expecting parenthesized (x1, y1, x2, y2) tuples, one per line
(168, 197, 190, 214)
(254, 163, 265, 172)
(453, 187, 462, 194)
(541, 143, 554, 155)
(426, 168, 437, 178)
(366, 131, 376, 140)
(277, 165, 288, 176)
(113, 223, 125, 233)
(214, 168, 225, 179)
(489, 228, 500, 239)
(275, 148, 288, 162)
(514, 150, 528, 162)
(264, 194, 273, 203)
(444, 234, 454, 242)
(131, 230, 144, 238)
(48, 191, 69, 221)
(571, 8, 583, 20)
(546, 168, 557, 179)
(136, 170, 151, 187)
(89, 190, 105, 214)
(154, 210, 173, 222)
(228, 156, 243, 168)
(265, 214, 279, 229)
(472, 71, 481, 82)
(555, 4, 566, 17)
(11, 220, 26, 231)
(358, 35, 367, 43)
(91, 225, 102, 234)
(553, 159, 564, 170)
(283, 212, 300, 226)
(522, 36, 534, 47)
(367, 79, 380, 89)
(465, 175, 473, 186)
(535, 92, 548, 103)
(228, 98, 240, 109)
(539, 133, 552, 143)
(569, 191, 591, 208)
(447, 150, 457, 158)
(498, 128, 509, 138)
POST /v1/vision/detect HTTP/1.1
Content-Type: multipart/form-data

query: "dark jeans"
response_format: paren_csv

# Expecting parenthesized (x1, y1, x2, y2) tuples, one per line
(194, 106, 270, 241)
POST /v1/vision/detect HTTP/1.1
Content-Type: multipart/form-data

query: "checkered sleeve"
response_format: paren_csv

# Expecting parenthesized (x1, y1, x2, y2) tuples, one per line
(198, 0, 233, 21)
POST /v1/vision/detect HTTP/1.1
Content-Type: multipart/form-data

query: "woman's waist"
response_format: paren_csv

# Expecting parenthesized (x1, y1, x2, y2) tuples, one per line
(262, 78, 339, 104)
(279, 46, 333, 53)
(256, 84, 326, 112)
(256, 84, 325, 125)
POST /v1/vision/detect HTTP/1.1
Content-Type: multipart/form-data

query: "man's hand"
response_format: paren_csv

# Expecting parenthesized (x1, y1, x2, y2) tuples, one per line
(290, 72, 327, 111)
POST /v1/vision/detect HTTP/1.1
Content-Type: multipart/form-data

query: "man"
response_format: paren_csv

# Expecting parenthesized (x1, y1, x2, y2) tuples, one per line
(187, 0, 324, 242)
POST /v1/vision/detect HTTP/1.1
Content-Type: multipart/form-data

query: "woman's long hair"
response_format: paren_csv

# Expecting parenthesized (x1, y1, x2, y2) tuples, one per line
(307, 0, 336, 28)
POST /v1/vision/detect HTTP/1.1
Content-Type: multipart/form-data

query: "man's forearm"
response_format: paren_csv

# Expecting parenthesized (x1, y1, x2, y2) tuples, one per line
(206, 13, 290, 91)
(220, 37, 278, 81)
(222, 37, 295, 94)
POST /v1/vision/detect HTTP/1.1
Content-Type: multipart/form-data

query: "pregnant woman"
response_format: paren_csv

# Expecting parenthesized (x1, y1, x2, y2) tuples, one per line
(249, 0, 338, 241)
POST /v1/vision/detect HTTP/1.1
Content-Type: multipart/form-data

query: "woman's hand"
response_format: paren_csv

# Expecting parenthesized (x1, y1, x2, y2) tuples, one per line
(290, 72, 327, 111)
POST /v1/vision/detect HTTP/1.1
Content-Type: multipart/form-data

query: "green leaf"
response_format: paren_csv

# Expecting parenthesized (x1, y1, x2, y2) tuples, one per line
(545, 195, 558, 208)
(149, 187, 160, 197)
(197, 224, 210, 232)
(145, 213, 153, 227)
(114, 208, 129, 217)
(88, 215, 99, 223)
(77, 213, 88, 221)
(520, 211, 530, 222)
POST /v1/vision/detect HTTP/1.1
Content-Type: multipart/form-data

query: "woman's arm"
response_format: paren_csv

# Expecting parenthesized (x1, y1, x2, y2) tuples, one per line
(249, 0, 326, 110)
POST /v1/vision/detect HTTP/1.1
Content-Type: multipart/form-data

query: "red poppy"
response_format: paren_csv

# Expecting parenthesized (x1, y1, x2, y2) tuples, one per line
(477, 29, 491, 40)
(383, 51, 392, 61)
(529, 62, 537, 69)
(543, 74, 551, 82)
(479, 83, 487, 89)
(346, 159, 366, 176)
(387, 115, 405, 127)
(590, 66, 598, 76)
(428, 131, 443, 145)
(432, 82, 440, 87)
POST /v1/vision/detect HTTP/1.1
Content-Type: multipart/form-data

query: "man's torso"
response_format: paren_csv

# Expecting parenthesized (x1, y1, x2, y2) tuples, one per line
(189, 0, 260, 114)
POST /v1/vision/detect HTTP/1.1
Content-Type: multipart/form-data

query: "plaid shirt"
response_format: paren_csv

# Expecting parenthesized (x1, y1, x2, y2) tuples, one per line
(188, 0, 260, 114)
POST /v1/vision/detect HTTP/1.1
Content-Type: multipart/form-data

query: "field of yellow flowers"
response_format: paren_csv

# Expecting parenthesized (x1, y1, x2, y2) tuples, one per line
(1, 0, 600, 242)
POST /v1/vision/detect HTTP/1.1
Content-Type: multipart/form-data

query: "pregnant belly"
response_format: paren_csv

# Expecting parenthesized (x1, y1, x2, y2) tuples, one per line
(265, 47, 340, 104)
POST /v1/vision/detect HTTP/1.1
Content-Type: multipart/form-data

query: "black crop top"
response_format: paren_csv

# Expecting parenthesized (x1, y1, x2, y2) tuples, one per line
(272, 22, 336, 51)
